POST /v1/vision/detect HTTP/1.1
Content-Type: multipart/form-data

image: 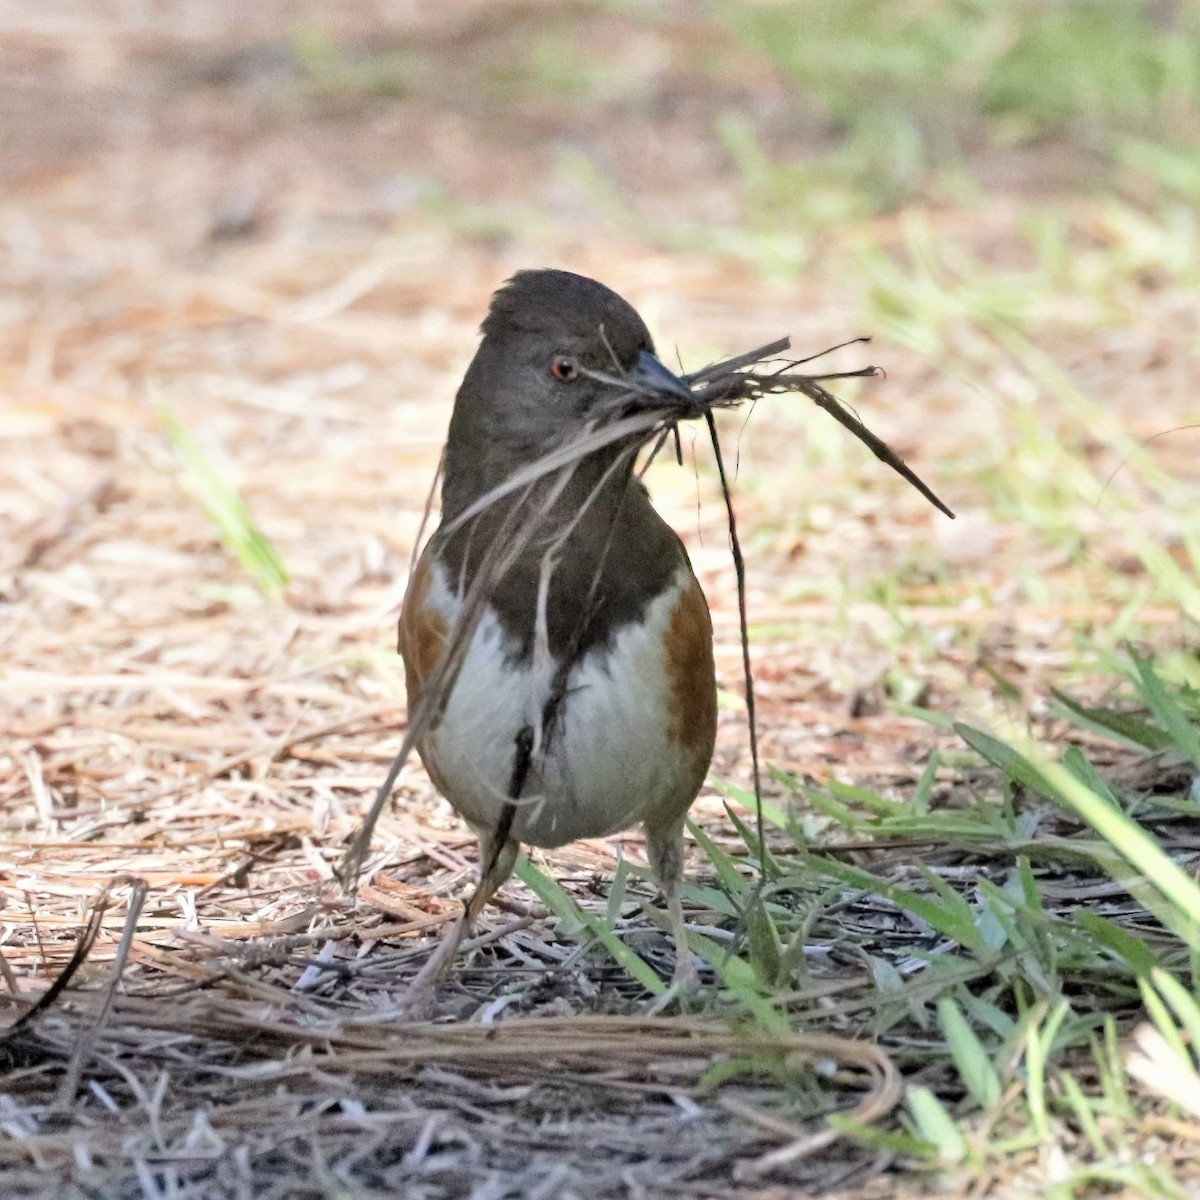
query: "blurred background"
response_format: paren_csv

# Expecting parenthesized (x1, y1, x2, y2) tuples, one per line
(3, 4, 1200, 1192)
(2, 0, 1198, 878)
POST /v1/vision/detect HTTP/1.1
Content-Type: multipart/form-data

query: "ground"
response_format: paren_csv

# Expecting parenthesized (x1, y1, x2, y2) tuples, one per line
(2, 3, 1199, 1198)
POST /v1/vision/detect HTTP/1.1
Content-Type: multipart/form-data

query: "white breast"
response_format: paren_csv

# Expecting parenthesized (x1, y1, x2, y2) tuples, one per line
(418, 558, 694, 847)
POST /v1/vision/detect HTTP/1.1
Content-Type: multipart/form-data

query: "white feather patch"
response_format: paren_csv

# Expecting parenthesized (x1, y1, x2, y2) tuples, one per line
(418, 559, 696, 847)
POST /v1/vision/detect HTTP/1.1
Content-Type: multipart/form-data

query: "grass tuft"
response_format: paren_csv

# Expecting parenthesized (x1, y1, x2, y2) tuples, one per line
(159, 402, 290, 599)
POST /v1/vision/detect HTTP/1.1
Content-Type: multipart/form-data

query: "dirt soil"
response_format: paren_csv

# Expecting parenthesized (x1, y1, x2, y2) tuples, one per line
(1, 3, 1196, 1198)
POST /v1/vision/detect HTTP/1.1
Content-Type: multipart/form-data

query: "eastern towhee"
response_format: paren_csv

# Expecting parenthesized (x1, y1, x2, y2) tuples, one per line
(399, 269, 716, 1000)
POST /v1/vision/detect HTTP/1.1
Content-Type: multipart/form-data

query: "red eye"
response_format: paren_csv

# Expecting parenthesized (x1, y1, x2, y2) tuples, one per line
(549, 355, 581, 382)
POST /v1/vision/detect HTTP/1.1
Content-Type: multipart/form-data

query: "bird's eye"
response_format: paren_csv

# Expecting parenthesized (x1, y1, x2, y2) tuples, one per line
(548, 355, 581, 382)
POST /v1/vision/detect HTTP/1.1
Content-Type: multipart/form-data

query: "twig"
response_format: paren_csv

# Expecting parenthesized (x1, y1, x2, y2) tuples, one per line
(2, 894, 107, 1040)
(55, 878, 148, 1106)
(741, 371, 955, 519)
(704, 411, 764, 869)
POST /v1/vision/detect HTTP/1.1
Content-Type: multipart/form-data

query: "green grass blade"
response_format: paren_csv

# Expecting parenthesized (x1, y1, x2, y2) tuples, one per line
(725, 804, 781, 877)
(1149, 968, 1200, 1069)
(913, 752, 940, 816)
(1147, 969, 1200, 1075)
(1050, 690, 1176, 753)
(798, 784, 866, 830)
(1059, 1070, 1109, 1157)
(1025, 1001, 1071, 1141)
(686, 817, 751, 900)
(1061, 746, 1120, 805)
(744, 893, 784, 987)
(939, 996, 1002, 1109)
(514, 857, 665, 995)
(1075, 913, 1159, 976)
(1128, 649, 1200, 770)
(1139, 976, 1193, 1067)
(906, 1086, 967, 1166)
(712, 772, 791, 829)
(684, 929, 788, 1031)
(955, 724, 1200, 943)
(160, 403, 289, 598)
(802, 855, 989, 954)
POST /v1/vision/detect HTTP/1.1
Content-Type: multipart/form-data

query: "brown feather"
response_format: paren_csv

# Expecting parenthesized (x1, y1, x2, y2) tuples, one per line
(398, 547, 447, 718)
(650, 568, 716, 833)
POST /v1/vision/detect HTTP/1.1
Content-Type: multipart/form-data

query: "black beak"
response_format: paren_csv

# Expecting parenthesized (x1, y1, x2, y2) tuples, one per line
(626, 349, 693, 408)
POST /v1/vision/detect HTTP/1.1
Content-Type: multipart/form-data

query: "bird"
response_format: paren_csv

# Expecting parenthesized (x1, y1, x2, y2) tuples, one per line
(397, 268, 717, 1005)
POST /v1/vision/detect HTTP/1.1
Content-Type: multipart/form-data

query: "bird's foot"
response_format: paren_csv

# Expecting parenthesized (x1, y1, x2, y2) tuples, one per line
(395, 978, 439, 1022)
(394, 914, 467, 1021)
(645, 953, 702, 1015)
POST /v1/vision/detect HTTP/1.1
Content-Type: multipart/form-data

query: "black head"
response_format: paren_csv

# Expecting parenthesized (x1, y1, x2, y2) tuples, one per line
(442, 270, 689, 515)
(481, 269, 653, 378)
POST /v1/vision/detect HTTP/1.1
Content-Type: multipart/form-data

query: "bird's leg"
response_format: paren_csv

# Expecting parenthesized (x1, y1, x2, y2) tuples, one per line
(644, 819, 698, 992)
(399, 829, 519, 1018)
(398, 911, 466, 1018)
(400, 728, 531, 1020)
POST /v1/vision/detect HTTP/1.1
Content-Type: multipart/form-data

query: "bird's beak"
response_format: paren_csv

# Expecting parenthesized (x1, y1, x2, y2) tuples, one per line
(626, 349, 693, 408)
